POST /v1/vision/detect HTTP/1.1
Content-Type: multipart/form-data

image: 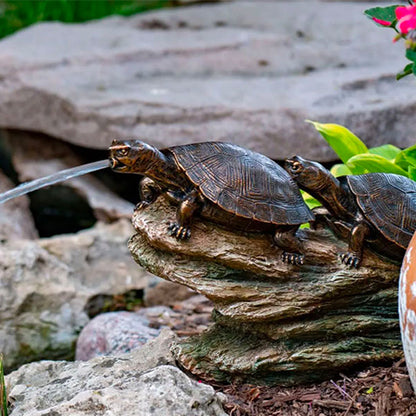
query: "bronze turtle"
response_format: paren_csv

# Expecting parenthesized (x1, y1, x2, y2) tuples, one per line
(285, 155, 416, 267)
(109, 140, 314, 265)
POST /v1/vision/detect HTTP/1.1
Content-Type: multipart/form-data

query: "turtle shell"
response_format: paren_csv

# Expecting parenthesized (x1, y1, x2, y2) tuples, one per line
(347, 173, 416, 249)
(166, 142, 313, 226)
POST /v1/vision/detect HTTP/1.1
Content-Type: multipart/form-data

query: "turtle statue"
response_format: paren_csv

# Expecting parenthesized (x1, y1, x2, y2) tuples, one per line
(285, 155, 416, 268)
(109, 140, 314, 265)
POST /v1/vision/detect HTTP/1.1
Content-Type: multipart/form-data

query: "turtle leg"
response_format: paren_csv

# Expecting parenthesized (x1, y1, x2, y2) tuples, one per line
(168, 189, 201, 240)
(340, 221, 371, 268)
(273, 226, 304, 266)
(310, 206, 331, 230)
(136, 177, 161, 210)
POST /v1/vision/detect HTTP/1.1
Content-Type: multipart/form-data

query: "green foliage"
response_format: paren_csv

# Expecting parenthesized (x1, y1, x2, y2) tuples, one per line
(396, 50, 416, 80)
(409, 166, 416, 181)
(365, 4, 416, 80)
(0, 0, 171, 39)
(0, 354, 7, 416)
(306, 121, 368, 164)
(301, 120, 416, 210)
(346, 153, 408, 176)
(309, 120, 416, 178)
(397, 63, 415, 80)
(364, 5, 400, 26)
(400, 144, 416, 167)
(368, 144, 401, 160)
(301, 191, 321, 210)
(330, 163, 352, 177)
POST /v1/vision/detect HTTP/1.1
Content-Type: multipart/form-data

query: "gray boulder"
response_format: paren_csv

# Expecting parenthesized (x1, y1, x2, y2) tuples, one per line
(0, 1, 411, 161)
(6, 329, 227, 416)
(0, 219, 153, 372)
(0, 169, 38, 241)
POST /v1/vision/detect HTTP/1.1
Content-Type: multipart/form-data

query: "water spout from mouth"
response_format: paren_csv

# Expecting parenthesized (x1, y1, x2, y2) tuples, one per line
(0, 159, 110, 204)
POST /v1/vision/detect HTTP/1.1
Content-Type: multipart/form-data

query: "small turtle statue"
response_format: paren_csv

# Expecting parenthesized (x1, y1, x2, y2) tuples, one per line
(109, 140, 314, 265)
(285, 155, 416, 268)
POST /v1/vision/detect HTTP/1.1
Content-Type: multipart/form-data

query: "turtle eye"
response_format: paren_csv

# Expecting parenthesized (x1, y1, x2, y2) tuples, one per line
(117, 148, 129, 157)
(291, 161, 301, 172)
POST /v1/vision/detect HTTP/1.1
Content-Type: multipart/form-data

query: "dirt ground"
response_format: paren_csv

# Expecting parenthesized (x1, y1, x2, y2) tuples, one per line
(161, 295, 416, 416)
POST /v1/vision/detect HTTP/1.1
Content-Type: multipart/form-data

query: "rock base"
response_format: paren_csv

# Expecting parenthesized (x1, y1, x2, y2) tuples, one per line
(128, 198, 403, 385)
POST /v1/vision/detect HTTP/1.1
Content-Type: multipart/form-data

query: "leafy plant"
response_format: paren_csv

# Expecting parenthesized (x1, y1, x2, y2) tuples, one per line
(0, 0, 172, 39)
(300, 121, 416, 210)
(309, 121, 416, 179)
(0, 354, 7, 416)
(306, 120, 368, 164)
(365, 2, 416, 79)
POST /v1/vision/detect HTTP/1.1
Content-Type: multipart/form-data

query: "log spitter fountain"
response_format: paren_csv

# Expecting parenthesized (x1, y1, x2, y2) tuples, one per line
(0, 141, 404, 385)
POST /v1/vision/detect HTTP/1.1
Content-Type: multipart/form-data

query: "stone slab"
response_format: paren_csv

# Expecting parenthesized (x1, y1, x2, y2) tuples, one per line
(0, 1, 411, 161)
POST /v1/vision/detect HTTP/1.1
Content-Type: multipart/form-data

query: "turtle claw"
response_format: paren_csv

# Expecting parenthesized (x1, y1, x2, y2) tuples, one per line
(136, 201, 150, 210)
(167, 223, 191, 240)
(339, 252, 361, 268)
(282, 252, 304, 266)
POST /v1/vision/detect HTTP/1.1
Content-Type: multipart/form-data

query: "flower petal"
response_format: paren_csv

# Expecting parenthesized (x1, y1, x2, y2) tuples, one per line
(372, 17, 392, 26)
(398, 15, 416, 35)
(396, 6, 413, 20)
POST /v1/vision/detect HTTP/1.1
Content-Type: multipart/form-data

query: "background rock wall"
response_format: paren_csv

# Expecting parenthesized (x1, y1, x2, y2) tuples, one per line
(0, 1, 412, 161)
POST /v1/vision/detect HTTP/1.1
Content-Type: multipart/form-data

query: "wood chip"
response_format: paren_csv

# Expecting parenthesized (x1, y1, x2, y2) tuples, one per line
(313, 399, 350, 410)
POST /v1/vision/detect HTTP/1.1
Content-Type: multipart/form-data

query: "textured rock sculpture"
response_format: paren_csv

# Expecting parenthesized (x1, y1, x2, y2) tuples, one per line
(128, 197, 403, 385)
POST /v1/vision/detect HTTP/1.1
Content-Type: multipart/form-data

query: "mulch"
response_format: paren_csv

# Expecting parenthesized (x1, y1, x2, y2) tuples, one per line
(152, 295, 416, 416)
(217, 359, 416, 416)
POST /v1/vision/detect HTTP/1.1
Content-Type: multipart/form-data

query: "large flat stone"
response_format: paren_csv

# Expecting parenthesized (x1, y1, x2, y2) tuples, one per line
(0, 1, 411, 161)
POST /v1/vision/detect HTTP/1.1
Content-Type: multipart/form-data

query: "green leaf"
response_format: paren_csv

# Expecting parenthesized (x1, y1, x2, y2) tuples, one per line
(397, 63, 414, 80)
(0, 354, 7, 416)
(406, 48, 416, 64)
(300, 191, 320, 228)
(368, 144, 401, 161)
(395, 151, 411, 170)
(364, 5, 400, 26)
(366, 386, 374, 394)
(398, 144, 416, 167)
(301, 191, 321, 210)
(307, 120, 368, 164)
(409, 166, 416, 182)
(346, 153, 408, 176)
(330, 163, 352, 177)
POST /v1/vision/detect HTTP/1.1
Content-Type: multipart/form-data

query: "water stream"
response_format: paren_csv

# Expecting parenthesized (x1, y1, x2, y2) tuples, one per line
(0, 159, 110, 204)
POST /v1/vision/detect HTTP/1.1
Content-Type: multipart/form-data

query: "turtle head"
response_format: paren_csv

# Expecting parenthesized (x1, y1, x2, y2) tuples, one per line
(109, 140, 160, 174)
(284, 156, 332, 192)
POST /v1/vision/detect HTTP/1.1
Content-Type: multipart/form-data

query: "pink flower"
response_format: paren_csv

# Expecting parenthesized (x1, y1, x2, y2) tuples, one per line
(396, 5, 416, 35)
(372, 17, 392, 26)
